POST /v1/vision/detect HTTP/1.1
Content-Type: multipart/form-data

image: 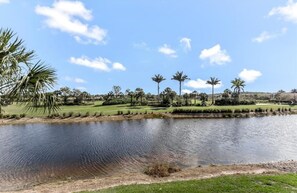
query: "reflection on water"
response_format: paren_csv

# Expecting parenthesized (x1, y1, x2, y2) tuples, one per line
(0, 115, 297, 190)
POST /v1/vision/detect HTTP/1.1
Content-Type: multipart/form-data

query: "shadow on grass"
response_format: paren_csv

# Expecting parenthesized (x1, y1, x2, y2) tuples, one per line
(150, 107, 169, 111)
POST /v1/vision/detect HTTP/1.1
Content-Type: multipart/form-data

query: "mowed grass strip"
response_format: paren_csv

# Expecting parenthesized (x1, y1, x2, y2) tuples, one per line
(79, 174, 297, 193)
(3, 101, 297, 117)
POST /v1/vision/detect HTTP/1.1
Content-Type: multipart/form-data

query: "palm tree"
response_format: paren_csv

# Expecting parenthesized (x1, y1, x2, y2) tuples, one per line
(135, 88, 145, 104)
(206, 77, 220, 105)
(0, 28, 58, 114)
(152, 74, 165, 101)
(126, 89, 135, 106)
(171, 71, 189, 97)
(231, 78, 245, 101)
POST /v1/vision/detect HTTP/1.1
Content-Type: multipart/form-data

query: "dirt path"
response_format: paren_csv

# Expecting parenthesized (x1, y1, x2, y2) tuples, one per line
(4, 164, 282, 193)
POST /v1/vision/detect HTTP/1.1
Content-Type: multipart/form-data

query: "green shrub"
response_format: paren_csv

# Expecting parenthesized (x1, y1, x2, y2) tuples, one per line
(255, 108, 264, 113)
(83, 112, 90, 117)
(20, 113, 26, 118)
(10, 114, 20, 119)
(241, 109, 250, 113)
(144, 163, 181, 177)
(215, 99, 255, 106)
(68, 112, 74, 117)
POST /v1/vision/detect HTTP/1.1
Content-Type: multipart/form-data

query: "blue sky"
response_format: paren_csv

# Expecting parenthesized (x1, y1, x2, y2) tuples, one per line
(0, 0, 296, 94)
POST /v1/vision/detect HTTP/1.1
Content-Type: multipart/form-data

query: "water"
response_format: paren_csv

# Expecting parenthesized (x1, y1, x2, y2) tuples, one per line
(0, 115, 297, 190)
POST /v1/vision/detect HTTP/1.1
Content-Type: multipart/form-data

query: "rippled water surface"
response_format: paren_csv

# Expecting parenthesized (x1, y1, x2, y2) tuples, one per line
(0, 115, 297, 190)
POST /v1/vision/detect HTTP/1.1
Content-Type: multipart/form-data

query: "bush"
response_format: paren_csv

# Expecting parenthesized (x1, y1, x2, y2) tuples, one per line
(83, 112, 90, 117)
(144, 163, 181, 177)
(20, 113, 26, 118)
(255, 108, 264, 113)
(67, 112, 73, 117)
(10, 114, 20, 119)
(215, 99, 255, 106)
(241, 109, 250, 113)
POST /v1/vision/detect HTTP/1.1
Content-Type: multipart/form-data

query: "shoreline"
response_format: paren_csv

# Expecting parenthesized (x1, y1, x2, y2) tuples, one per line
(0, 111, 296, 126)
(4, 161, 297, 193)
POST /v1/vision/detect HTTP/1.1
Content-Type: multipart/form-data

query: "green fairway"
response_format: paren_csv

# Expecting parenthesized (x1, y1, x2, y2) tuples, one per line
(80, 174, 297, 193)
(2, 102, 297, 117)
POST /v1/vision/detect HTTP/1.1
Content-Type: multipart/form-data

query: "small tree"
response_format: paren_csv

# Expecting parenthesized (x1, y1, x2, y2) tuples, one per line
(113, 85, 121, 98)
(199, 93, 208, 106)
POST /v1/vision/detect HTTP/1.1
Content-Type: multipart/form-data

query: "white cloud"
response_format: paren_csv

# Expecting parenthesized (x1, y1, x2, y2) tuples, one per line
(158, 44, 177, 58)
(238, 69, 262, 83)
(0, 0, 9, 4)
(35, 0, 107, 44)
(65, 76, 87, 83)
(252, 28, 288, 43)
(182, 89, 192, 94)
(269, 0, 297, 23)
(180, 37, 191, 51)
(69, 56, 126, 72)
(185, 79, 222, 89)
(112, 62, 126, 71)
(69, 56, 111, 72)
(199, 44, 231, 65)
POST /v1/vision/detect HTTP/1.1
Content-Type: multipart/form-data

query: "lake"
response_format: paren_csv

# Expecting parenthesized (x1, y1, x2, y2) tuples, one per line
(0, 115, 297, 191)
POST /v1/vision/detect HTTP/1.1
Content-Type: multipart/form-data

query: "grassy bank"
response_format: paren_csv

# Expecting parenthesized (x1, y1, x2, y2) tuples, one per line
(2, 102, 297, 117)
(80, 174, 297, 193)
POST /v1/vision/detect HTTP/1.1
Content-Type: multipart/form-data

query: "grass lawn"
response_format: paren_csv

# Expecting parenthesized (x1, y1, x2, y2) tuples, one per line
(80, 174, 297, 193)
(2, 101, 297, 117)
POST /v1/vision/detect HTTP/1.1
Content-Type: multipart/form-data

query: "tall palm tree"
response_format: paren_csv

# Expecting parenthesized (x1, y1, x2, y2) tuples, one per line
(152, 74, 165, 100)
(231, 78, 245, 101)
(206, 77, 220, 105)
(0, 28, 58, 114)
(171, 71, 189, 97)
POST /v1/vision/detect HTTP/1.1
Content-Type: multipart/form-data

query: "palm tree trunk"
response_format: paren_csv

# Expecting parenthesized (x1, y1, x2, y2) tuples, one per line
(179, 81, 181, 97)
(212, 85, 214, 105)
(157, 83, 160, 102)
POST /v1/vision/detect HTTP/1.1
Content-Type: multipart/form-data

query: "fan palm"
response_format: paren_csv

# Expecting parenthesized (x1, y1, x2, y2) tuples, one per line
(152, 74, 165, 100)
(0, 28, 58, 114)
(171, 71, 189, 97)
(206, 77, 220, 105)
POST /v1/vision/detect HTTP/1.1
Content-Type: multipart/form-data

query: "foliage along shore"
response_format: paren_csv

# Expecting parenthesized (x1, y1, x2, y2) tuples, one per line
(0, 108, 296, 126)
